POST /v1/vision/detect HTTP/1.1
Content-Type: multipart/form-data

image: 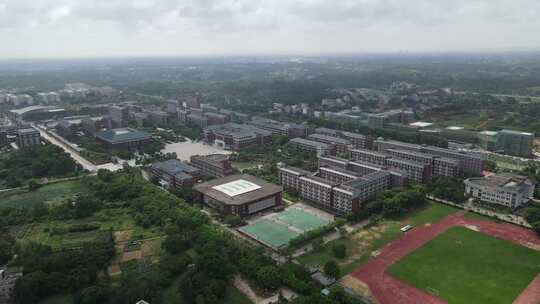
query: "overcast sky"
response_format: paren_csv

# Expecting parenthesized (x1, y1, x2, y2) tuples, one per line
(1, 0, 539, 59)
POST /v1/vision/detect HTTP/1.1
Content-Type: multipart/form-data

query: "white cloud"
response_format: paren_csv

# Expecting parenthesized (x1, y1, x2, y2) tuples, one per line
(0, 0, 539, 58)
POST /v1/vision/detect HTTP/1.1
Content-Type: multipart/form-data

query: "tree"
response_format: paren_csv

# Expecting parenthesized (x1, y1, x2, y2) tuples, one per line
(27, 179, 41, 191)
(323, 261, 340, 278)
(256, 266, 282, 291)
(332, 244, 346, 259)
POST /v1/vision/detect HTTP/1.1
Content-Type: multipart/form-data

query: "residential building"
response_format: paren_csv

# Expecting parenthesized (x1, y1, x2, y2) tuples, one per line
(288, 138, 334, 156)
(375, 139, 483, 176)
(497, 130, 534, 158)
(464, 173, 535, 209)
(190, 154, 235, 178)
(350, 149, 388, 166)
(16, 128, 40, 148)
(95, 128, 151, 149)
(193, 174, 283, 217)
(340, 131, 373, 149)
(386, 158, 431, 183)
(150, 159, 202, 189)
(308, 133, 351, 155)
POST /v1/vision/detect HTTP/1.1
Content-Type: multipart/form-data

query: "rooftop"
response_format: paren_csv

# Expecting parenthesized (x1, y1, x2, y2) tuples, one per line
(206, 123, 272, 138)
(95, 128, 150, 144)
(308, 133, 351, 145)
(193, 174, 282, 206)
(466, 173, 535, 192)
(152, 159, 200, 176)
(289, 138, 331, 149)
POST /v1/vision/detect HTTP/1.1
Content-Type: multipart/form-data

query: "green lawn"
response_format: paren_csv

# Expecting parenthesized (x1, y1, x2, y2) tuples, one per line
(297, 202, 459, 276)
(388, 227, 540, 304)
(0, 180, 87, 209)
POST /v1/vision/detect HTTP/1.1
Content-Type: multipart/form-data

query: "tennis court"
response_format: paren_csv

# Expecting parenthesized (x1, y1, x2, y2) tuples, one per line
(238, 206, 332, 249)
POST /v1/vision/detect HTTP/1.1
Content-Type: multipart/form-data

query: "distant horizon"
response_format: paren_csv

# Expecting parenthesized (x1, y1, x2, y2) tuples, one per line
(2, 49, 540, 63)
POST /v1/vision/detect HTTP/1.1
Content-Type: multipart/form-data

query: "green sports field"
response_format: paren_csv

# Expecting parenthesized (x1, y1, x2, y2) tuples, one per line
(388, 227, 540, 304)
(238, 207, 331, 249)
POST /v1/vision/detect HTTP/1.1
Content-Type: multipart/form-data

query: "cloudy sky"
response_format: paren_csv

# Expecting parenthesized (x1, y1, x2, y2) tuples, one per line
(0, 0, 539, 59)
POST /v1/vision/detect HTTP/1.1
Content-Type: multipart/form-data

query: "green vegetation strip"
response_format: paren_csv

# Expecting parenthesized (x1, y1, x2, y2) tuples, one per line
(388, 227, 540, 304)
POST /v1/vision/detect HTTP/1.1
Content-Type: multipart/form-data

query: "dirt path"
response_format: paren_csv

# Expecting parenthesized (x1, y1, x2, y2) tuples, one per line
(350, 212, 540, 304)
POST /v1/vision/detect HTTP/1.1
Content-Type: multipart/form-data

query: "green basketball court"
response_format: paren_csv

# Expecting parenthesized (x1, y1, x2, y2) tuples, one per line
(238, 207, 331, 249)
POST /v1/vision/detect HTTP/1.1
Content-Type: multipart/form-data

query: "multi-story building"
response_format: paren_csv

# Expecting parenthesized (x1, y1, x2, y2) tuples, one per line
(95, 128, 151, 149)
(56, 117, 84, 137)
(150, 159, 202, 189)
(314, 127, 339, 137)
(386, 158, 431, 184)
(279, 164, 398, 215)
(16, 128, 40, 148)
(82, 117, 106, 135)
(340, 131, 373, 150)
(187, 113, 208, 128)
(249, 118, 307, 138)
(0, 268, 23, 304)
(422, 146, 483, 176)
(205, 112, 230, 126)
(333, 171, 392, 214)
(279, 166, 314, 191)
(496, 130, 534, 158)
(299, 175, 338, 211)
(109, 105, 130, 128)
(384, 148, 459, 178)
(318, 155, 349, 170)
(464, 173, 535, 209)
(204, 123, 272, 151)
(0, 131, 7, 147)
(350, 149, 389, 166)
(288, 138, 334, 156)
(190, 154, 235, 178)
(308, 133, 351, 156)
(193, 174, 283, 217)
(375, 139, 483, 176)
(318, 166, 360, 184)
(367, 110, 414, 129)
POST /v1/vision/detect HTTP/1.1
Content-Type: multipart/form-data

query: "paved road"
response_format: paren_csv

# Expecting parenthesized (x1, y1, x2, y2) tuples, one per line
(32, 124, 97, 172)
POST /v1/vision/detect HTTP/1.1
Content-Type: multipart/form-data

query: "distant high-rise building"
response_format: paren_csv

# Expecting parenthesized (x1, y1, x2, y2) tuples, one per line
(109, 105, 130, 128)
(497, 130, 534, 158)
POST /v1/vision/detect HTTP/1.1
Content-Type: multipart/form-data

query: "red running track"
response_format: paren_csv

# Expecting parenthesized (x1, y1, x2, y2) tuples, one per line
(350, 211, 540, 304)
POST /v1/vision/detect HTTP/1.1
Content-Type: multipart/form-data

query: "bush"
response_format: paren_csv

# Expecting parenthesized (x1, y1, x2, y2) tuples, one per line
(332, 244, 346, 259)
(323, 261, 340, 278)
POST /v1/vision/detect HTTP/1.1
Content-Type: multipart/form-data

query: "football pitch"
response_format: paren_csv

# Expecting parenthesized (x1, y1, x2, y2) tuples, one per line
(239, 207, 331, 249)
(388, 227, 540, 304)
